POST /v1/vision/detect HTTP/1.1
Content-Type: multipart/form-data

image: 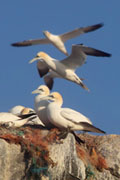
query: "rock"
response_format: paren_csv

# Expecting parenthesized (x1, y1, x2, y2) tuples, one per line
(94, 134, 120, 180)
(49, 133, 85, 180)
(0, 127, 119, 180)
(0, 139, 25, 180)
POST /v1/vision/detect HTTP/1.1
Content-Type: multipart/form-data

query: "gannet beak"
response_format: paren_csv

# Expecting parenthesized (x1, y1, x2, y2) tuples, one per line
(31, 89, 40, 94)
(40, 95, 53, 101)
(29, 57, 38, 64)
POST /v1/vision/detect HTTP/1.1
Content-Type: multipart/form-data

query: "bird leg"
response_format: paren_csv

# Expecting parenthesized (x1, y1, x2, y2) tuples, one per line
(71, 131, 85, 144)
(58, 127, 71, 140)
(2, 121, 15, 128)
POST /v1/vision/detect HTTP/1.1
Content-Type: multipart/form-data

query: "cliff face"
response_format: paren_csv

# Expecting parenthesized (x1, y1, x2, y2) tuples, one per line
(0, 126, 119, 180)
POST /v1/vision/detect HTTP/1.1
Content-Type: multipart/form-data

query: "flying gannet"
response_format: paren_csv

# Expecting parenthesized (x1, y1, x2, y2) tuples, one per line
(29, 44, 111, 90)
(42, 92, 105, 134)
(11, 23, 103, 56)
(32, 85, 55, 129)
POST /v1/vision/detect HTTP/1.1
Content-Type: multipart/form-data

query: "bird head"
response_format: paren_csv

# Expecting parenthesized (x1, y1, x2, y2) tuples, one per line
(29, 52, 50, 64)
(21, 107, 34, 115)
(42, 92, 63, 106)
(43, 31, 50, 38)
(32, 85, 50, 95)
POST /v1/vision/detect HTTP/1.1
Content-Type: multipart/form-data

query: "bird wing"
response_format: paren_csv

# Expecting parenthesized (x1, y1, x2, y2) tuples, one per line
(37, 61, 49, 77)
(76, 44, 112, 57)
(61, 44, 111, 70)
(11, 38, 50, 47)
(44, 71, 59, 90)
(60, 23, 103, 42)
(60, 108, 92, 124)
(61, 44, 86, 70)
(79, 122, 105, 134)
(44, 74, 54, 90)
(60, 109, 105, 133)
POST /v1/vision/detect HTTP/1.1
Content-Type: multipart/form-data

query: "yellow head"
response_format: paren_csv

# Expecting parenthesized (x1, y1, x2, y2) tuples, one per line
(43, 31, 51, 38)
(32, 85, 50, 95)
(29, 52, 51, 64)
(48, 92, 63, 106)
(21, 107, 34, 115)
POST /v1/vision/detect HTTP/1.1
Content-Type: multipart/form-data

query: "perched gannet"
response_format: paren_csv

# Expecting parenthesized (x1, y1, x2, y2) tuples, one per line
(32, 85, 55, 128)
(21, 107, 45, 126)
(42, 92, 105, 134)
(9, 105, 25, 115)
(29, 44, 111, 90)
(0, 110, 36, 128)
(11, 23, 103, 56)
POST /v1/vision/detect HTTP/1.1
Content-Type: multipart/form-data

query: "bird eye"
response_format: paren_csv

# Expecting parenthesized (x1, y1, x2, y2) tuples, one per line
(29, 110, 34, 113)
(39, 88, 44, 92)
(49, 95, 54, 98)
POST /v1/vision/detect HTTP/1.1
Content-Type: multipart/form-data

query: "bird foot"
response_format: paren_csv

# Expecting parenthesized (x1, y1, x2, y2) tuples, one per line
(2, 121, 15, 128)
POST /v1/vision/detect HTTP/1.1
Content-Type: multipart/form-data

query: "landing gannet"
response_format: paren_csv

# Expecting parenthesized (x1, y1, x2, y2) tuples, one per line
(32, 85, 55, 128)
(42, 92, 105, 134)
(29, 44, 111, 90)
(11, 23, 103, 56)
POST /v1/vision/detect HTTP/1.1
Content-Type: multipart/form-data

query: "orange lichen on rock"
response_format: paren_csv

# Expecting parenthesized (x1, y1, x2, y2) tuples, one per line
(0, 133, 23, 144)
(0, 127, 55, 168)
(45, 128, 60, 142)
(76, 134, 108, 171)
(76, 144, 88, 165)
(90, 147, 108, 170)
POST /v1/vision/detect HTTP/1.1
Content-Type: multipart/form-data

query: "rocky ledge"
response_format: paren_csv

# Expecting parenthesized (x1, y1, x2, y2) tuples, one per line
(0, 126, 119, 180)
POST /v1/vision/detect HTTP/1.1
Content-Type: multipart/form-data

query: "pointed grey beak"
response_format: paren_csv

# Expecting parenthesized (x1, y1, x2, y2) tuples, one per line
(31, 89, 40, 94)
(29, 57, 38, 64)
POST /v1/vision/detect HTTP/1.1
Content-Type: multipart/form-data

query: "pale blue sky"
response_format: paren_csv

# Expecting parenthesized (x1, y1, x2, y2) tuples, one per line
(0, 1, 119, 134)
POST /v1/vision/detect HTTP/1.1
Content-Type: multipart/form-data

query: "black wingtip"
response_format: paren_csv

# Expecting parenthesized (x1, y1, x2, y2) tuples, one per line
(11, 43, 17, 46)
(98, 22, 104, 28)
(11, 42, 32, 47)
(106, 53, 112, 57)
(93, 22, 104, 29)
(99, 51, 112, 57)
(83, 23, 104, 33)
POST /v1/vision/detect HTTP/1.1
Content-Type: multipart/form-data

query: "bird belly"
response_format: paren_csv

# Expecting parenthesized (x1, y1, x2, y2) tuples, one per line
(49, 35, 67, 55)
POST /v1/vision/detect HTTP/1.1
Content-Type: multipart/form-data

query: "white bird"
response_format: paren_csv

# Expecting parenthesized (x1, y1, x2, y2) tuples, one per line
(42, 92, 105, 134)
(0, 108, 37, 128)
(11, 23, 103, 56)
(20, 107, 45, 126)
(9, 105, 45, 126)
(32, 85, 55, 128)
(9, 105, 25, 115)
(29, 44, 111, 90)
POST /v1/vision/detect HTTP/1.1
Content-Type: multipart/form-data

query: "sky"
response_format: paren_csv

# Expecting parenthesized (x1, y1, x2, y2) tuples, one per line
(0, 1, 119, 134)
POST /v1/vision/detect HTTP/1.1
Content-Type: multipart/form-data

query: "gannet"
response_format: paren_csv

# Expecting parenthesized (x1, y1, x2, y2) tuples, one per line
(21, 107, 45, 126)
(32, 85, 55, 128)
(9, 105, 25, 115)
(11, 23, 103, 56)
(29, 44, 111, 90)
(0, 109, 36, 128)
(42, 92, 105, 134)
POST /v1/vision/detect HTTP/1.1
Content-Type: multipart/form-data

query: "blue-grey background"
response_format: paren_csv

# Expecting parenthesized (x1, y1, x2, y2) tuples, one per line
(0, 1, 119, 134)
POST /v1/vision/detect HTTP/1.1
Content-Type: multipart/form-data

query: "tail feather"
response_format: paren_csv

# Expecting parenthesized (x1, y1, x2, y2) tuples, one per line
(80, 122, 106, 134)
(80, 82, 90, 91)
